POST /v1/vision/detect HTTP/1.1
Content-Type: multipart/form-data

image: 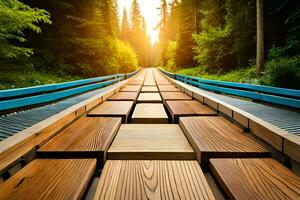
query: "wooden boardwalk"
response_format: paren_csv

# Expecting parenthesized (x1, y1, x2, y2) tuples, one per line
(0, 68, 299, 200)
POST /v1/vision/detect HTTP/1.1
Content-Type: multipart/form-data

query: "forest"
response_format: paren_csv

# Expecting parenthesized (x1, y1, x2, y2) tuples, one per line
(0, 0, 300, 89)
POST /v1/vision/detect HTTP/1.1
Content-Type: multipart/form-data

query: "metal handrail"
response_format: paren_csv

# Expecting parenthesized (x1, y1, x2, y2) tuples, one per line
(159, 68, 300, 109)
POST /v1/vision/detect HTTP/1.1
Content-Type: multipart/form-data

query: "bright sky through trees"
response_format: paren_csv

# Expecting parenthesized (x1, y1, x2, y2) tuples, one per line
(118, 0, 172, 45)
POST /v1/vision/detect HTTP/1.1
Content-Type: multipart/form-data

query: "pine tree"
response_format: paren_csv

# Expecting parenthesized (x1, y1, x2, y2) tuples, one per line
(175, 0, 197, 68)
(0, 0, 51, 59)
(120, 8, 130, 41)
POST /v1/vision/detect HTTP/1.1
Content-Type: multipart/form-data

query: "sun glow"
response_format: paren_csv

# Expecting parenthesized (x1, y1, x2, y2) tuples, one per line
(118, 0, 172, 45)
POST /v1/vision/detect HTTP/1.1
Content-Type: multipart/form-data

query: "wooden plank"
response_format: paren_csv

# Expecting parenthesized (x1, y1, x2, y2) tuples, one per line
(249, 120, 283, 151)
(88, 101, 134, 123)
(166, 100, 217, 123)
(204, 97, 218, 110)
(127, 79, 143, 85)
(219, 104, 233, 117)
(157, 84, 180, 92)
(233, 111, 249, 128)
(120, 85, 141, 92)
(94, 160, 215, 200)
(141, 86, 158, 92)
(179, 117, 270, 167)
(38, 117, 121, 165)
(108, 92, 139, 102)
(160, 92, 192, 103)
(107, 124, 195, 160)
(137, 93, 162, 103)
(210, 158, 300, 200)
(0, 159, 96, 200)
(283, 135, 300, 164)
(132, 103, 168, 123)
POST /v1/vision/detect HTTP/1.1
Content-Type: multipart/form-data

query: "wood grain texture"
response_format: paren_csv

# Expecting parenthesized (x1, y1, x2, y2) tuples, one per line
(157, 85, 180, 92)
(0, 159, 96, 200)
(132, 103, 168, 123)
(160, 92, 192, 103)
(121, 85, 141, 92)
(107, 124, 195, 160)
(179, 117, 270, 167)
(210, 158, 300, 200)
(94, 160, 215, 200)
(283, 135, 300, 164)
(38, 117, 121, 162)
(137, 93, 162, 103)
(141, 86, 158, 92)
(88, 101, 134, 123)
(108, 92, 139, 101)
(166, 100, 217, 123)
(127, 79, 144, 85)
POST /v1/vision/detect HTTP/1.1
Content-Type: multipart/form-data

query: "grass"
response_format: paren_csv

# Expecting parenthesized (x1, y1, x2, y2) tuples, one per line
(0, 70, 81, 90)
(175, 66, 261, 84)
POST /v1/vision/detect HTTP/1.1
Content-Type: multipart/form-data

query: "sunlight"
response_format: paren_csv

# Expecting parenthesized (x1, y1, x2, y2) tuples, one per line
(118, 0, 172, 45)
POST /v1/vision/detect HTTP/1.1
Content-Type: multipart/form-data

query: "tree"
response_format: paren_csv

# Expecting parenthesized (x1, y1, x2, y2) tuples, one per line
(175, 0, 197, 68)
(120, 8, 130, 41)
(0, 0, 51, 59)
(256, 0, 265, 74)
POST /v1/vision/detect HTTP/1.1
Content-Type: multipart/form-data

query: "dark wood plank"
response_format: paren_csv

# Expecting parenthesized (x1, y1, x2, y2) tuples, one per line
(120, 85, 141, 92)
(137, 93, 162, 103)
(0, 159, 96, 200)
(107, 124, 195, 160)
(166, 100, 217, 123)
(158, 84, 180, 92)
(94, 160, 215, 200)
(210, 158, 300, 200)
(38, 117, 121, 164)
(141, 86, 158, 92)
(108, 92, 139, 102)
(160, 92, 192, 103)
(179, 117, 270, 167)
(132, 103, 168, 123)
(87, 101, 134, 123)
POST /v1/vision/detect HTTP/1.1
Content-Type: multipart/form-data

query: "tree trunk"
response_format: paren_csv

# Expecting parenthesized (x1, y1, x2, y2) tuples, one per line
(256, 0, 264, 75)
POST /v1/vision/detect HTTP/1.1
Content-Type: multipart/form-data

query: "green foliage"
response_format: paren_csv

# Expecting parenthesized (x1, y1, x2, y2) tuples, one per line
(0, 0, 51, 58)
(261, 56, 300, 89)
(115, 40, 138, 73)
(165, 41, 178, 72)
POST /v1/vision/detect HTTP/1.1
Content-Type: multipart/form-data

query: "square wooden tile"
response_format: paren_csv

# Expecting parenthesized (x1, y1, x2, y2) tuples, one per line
(107, 124, 195, 160)
(137, 93, 162, 103)
(132, 103, 168, 123)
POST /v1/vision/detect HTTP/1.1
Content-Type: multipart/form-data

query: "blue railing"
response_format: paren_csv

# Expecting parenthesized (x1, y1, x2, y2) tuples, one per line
(0, 69, 140, 111)
(159, 68, 300, 109)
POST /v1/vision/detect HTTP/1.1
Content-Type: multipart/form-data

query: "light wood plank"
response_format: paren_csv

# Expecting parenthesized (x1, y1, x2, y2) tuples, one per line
(94, 160, 215, 200)
(166, 100, 217, 123)
(132, 103, 168, 123)
(38, 117, 121, 164)
(137, 93, 162, 103)
(127, 79, 143, 85)
(121, 85, 141, 92)
(88, 101, 134, 123)
(160, 92, 192, 103)
(108, 92, 139, 102)
(158, 84, 180, 92)
(210, 158, 300, 200)
(107, 124, 195, 160)
(0, 159, 96, 200)
(179, 117, 270, 167)
(141, 86, 158, 93)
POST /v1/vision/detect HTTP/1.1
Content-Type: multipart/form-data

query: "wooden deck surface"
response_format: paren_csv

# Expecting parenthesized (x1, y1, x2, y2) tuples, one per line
(160, 91, 192, 102)
(210, 158, 300, 200)
(0, 159, 96, 200)
(179, 117, 270, 167)
(158, 84, 181, 92)
(120, 85, 141, 92)
(166, 100, 217, 122)
(141, 86, 158, 92)
(137, 93, 162, 103)
(88, 101, 134, 123)
(94, 160, 215, 200)
(132, 103, 168, 123)
(107, 124, 195, 160)
(38, 117, 121, 163)
(108, 92, 139, 101)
